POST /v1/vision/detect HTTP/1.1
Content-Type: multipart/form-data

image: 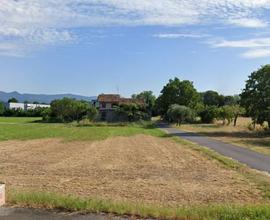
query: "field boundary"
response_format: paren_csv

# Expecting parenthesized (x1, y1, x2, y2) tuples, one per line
(7, 191, 270, 220)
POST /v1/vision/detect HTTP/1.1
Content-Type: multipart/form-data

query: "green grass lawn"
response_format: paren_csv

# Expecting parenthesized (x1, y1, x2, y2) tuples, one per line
(0, 117, 41, 124)
(8, 191, 270, 220)
(0, 117, 165, 141)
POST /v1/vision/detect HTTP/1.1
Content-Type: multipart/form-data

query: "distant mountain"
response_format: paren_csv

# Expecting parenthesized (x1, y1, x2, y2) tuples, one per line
(0, 91, 96, 104)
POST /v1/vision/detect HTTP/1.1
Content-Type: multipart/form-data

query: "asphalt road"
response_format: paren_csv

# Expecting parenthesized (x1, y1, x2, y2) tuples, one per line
(0, 208, 125, 220)
(159, 123, 270, 173)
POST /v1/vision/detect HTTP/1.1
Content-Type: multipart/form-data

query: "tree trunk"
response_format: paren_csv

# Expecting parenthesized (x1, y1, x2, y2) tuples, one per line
(233, 116, 238, 127)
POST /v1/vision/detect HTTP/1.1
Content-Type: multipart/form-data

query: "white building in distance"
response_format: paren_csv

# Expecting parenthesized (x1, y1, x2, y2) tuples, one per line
(6, 102, 50, 111)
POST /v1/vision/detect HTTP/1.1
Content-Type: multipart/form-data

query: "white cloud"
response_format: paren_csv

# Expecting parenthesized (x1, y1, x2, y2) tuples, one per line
(211, 38, 270, 48)
(153, 33, 210, 39)
(242, 49, 270, 58)
(227, 18, 268, 28)
(210, 37, 270, 58)
(2, 0, 270, 56)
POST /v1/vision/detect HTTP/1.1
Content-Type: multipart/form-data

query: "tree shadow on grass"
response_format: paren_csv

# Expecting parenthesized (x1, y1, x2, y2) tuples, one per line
(241, 139, 270, 148)
(195, 131, 270, 139)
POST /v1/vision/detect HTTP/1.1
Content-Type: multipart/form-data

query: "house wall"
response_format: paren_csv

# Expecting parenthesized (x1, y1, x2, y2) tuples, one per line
(26, 104, 50, 110)
(8, 103, 25, 110)
(7, 102, 50, 110)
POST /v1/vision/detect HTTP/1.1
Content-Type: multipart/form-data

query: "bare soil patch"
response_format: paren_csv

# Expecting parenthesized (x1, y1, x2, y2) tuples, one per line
(0, 135, 262, 206)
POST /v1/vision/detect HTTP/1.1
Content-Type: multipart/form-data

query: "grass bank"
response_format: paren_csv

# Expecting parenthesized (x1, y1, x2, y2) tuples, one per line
(8, 191, 270, 220)
(178, 117, 270, 156)
(0, 117, 166, 141)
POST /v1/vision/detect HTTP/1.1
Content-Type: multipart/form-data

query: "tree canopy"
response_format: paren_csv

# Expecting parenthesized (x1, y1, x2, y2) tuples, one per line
(132, 91, 156, 115)
(202, 90, 222, 106)
(49, 98, 97, 122)
(156, 78, 199, 115)
(241, 65, 270, 126)
(8, 98, 18, 103)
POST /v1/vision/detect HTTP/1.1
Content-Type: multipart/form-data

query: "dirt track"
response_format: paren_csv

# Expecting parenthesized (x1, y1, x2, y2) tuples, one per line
(0, 135, 262, 206)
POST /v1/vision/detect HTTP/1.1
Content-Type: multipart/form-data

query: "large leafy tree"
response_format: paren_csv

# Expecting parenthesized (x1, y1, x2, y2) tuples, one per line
(241, 65, 270, 127)
(202, 90, 221, 106)
(156, 77, 199, 115)
(132, 91, 156, 115)
(201, 90, 228, 106)
(50, 98, 97, 122)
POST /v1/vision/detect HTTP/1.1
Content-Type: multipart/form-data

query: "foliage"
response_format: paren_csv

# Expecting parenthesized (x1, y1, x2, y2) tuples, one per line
(50, 98, 97, 123)
(8, 97, 18, 103)
(231, 105, 246, 126)
(3, 107, 46, 117)
(219, 105, 235, 125)
(199, 106, 220, 123)
(241, 65, 270, 128)
(167, 104, 195, 125)
(0, 102, 4, 115)
(224, 95, 240, 106)
(132, 91, 156, 115)
(202, 90, 223, 106)
(87, 105, 98, 121)
(156, 77, 200, 115)
(115, 103, 150, 122)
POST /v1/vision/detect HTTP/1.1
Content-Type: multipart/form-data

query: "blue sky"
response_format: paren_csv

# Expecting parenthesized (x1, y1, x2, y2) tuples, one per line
(1, 1, 270, 97)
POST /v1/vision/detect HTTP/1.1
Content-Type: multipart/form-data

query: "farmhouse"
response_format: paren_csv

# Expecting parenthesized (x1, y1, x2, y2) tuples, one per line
(97, 94, 144, 121)
(6, 102, 50, 111)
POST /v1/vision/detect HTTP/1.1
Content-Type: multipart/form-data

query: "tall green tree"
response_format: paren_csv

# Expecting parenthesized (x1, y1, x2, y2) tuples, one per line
(241, 65, 270, 127)
(132, 91, 156, 115)
(202, 90, 226, 106)
(156, 78, 199, 115)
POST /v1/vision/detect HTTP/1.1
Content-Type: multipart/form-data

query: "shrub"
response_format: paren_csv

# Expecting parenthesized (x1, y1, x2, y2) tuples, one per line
(219, 105, 234, 125)
(115, 104, 150, 122)
(199, 106, 219, 123)
(167, 104, 195, 125)
(50, 98, 98, 123)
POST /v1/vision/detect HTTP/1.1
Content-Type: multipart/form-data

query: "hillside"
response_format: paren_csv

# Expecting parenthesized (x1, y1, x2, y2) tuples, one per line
(0, 91, 96, 104)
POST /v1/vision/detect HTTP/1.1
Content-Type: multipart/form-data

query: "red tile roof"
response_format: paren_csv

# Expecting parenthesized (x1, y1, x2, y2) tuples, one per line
(98, 94, 120, 103)
(98, 94, 145, 106)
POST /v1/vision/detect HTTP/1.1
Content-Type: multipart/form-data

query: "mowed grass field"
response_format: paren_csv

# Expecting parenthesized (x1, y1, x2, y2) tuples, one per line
(181, 117, 270, 156)
(0, 117, 165, 141)
(1, 117, 270, 219)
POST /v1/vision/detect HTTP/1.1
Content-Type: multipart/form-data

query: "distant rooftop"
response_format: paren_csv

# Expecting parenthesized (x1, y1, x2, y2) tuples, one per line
(98, 94, 144, 106)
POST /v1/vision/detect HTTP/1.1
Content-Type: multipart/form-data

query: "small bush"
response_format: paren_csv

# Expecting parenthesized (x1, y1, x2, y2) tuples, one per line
(199, 106, 219, 123)
(167, 104, 195, 125)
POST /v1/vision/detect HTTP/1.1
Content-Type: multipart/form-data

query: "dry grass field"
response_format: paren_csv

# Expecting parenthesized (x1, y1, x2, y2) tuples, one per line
(0, 134, 263, 206)
(181, 117, 270, 156)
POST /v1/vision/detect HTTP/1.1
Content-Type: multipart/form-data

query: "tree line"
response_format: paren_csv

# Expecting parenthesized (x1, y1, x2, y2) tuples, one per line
(0, 65, 269, 128)
(134, 65, 270, 129)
